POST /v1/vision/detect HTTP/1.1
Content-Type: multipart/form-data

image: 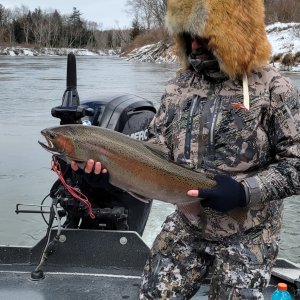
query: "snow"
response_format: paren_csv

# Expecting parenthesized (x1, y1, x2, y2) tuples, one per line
(266, 22, 300, 72)
(266, 23, 300, 55)
(124, 22, 300, 72)
(124, 41, 177, 64)
(1, 22, 299, 72)
(0, 47, 118, 57)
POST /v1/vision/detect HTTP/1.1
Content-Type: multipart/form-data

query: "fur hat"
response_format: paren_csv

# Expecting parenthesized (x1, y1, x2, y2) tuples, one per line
(165, 0, 271, 77)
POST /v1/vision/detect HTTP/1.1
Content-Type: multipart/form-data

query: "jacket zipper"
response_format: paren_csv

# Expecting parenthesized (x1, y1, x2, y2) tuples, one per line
(184, 96, 200, 159)
(208, 95, 222, 157)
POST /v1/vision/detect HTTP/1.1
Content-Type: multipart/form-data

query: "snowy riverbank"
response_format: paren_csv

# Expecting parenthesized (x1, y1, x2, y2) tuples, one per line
(1, 22, 299, 71)
(125, 22, 300, 72)
(0, 47, 118, 57)
(267, 22, 300, 71)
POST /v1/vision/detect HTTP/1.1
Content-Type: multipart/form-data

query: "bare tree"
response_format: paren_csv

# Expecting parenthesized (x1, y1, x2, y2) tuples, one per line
(50, 10, 63, 48)
(5, 8, 15, 43)
(148, 0, 166, 27)
(0, 6, 17, 43)
(94, 29, 107, 49)
(0, 4, 8, 42)
(85, 21, 98, 48)
(44, 10, 54, 47)
(14, 5, 31, 44)
(126, 0, 166, 30)
(126, 0, 151, 30)
(31, 8, 46, 46)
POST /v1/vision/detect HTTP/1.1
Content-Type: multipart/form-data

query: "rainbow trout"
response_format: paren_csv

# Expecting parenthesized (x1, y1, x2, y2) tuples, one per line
(39, 124, 216, 204)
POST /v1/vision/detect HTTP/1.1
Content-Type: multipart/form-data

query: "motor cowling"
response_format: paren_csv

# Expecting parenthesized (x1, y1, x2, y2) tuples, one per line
(81, 93, 156, 140)
(52, 94, 156, 236)
(50, 53, 157, 236)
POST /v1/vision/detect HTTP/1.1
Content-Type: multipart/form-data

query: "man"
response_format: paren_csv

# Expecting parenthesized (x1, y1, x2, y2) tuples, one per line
(73, 0, 300, 298)
(138, 0, 300, 299)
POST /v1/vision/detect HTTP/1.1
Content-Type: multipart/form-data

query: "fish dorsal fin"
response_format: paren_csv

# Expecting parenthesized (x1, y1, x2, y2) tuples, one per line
(128, 191, 152, 203)
(142, 142, 170, 161)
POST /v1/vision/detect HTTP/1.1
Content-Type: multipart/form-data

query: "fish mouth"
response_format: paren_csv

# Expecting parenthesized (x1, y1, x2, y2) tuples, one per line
(38, 139, 58, 153)
(38, 130, 63, 155)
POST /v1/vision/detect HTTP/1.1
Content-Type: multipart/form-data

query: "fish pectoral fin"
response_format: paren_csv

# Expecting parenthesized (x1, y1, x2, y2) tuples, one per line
(127, 191, 152, 203)
(143, 143, 170, 160)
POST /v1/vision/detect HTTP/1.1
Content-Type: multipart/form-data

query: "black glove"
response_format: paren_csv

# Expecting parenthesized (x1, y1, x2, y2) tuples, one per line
(199, 174, 247, 212)
(74, 168, 110, 189)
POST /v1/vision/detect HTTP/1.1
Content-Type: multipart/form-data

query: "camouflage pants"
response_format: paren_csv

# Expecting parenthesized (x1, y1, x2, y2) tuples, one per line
(139, 211, 279, 300)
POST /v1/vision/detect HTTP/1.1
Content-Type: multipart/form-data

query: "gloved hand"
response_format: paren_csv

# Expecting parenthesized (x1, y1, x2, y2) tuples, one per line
(188, 174, 247, 212)
(71, 160, 110, 189)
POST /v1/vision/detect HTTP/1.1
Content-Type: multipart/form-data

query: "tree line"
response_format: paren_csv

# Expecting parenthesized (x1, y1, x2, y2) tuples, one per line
(0, 0, 299, 50)
(0, 1, 167, 50)
(0, 5, 133, 49)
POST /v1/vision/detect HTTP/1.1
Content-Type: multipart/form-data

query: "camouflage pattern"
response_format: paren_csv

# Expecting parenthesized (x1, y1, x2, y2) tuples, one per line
(140, 66, 300, 299)
(148, 65, 300, 241)
(140, 212, 278, 299)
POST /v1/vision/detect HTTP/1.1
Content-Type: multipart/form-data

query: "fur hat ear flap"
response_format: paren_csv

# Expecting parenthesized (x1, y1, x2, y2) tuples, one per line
(166, 0, 271, 77)
(173, 34, 190, 71)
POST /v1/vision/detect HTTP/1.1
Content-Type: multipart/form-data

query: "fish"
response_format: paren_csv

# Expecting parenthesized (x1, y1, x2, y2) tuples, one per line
(39, 124, 216, 205)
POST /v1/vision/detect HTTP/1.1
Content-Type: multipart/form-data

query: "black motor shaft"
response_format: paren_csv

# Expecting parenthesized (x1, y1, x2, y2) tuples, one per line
(51, 52, 93, 125)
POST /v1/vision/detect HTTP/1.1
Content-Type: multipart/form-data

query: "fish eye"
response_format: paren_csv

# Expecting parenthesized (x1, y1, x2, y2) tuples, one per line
(49, 132, 56, 139)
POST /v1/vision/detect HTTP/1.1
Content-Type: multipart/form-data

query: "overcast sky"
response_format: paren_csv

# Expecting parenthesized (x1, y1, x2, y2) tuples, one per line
(1, 0, 131, 29)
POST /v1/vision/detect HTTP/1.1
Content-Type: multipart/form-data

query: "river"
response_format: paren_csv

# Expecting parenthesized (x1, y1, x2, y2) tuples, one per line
(0, 55, 299, 263)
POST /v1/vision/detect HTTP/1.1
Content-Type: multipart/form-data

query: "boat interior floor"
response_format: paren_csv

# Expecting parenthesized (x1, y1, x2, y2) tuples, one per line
(0, 229, 299, 299)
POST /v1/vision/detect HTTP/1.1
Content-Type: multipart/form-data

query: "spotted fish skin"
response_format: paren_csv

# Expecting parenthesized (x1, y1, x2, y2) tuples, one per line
(39, 124, 216, 205)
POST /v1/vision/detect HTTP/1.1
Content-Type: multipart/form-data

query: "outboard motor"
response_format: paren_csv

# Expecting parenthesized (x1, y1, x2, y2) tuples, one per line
(14, 52, 157, 281)
(49, 53, 156, 236)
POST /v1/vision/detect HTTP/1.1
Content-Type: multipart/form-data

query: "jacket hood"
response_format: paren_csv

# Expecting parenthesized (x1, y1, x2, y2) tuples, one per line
(165, 0, 271, 77)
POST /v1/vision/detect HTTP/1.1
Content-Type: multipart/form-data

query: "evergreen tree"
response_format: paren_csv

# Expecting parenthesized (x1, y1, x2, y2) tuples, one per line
(50, 9, 63, 47)
(130, 17, 144, 41)
(67, 7, 84, 47)
(13, 19, 24, 43)
(68, 7, 82, 26)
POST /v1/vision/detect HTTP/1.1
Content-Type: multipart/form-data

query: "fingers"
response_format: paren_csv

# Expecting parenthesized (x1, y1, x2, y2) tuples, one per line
(187, 189, 213, 198)
(71, 160, 107, 174)
(85, 159, 95, 174)
(84, 159, 109, 174)
(94, 161, 101, 175)
(94, 161, 108, 174)
(71, 161, 79, 171)
(94, 161, 107, 174)
(187, 190, 199, 197)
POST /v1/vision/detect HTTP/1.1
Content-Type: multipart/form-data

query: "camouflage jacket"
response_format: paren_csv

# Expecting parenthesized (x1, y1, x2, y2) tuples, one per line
(149, 66, 300, 241)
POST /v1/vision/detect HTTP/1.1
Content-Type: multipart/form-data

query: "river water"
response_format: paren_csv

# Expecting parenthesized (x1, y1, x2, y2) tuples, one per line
(0, 55, 299, 263)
